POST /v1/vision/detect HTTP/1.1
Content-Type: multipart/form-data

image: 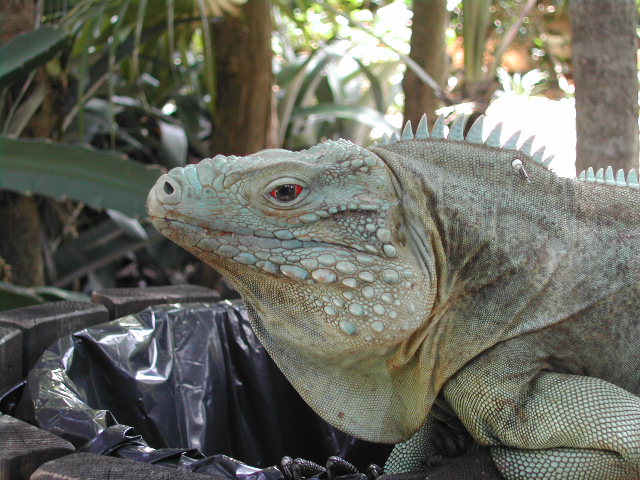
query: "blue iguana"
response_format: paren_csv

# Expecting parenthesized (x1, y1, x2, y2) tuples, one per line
(147, 115, 640, 479)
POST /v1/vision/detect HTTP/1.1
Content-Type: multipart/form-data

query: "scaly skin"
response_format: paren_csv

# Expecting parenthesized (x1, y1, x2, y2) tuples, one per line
(147, 115, 640, 479)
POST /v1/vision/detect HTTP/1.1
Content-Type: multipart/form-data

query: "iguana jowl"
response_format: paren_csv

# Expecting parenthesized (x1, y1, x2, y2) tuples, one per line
(147, 115, 640, 479)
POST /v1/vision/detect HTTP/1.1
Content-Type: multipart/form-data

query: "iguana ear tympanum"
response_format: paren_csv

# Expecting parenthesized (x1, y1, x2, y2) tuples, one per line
(147, 115, 640, 480)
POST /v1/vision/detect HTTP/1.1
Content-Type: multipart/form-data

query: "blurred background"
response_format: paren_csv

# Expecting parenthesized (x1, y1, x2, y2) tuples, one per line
(0, 0, 638, 309)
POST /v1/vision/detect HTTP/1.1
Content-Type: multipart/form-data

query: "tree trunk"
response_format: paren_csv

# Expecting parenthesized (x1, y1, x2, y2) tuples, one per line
(0, 193, 44, 286)
(211, 0, 274, 155)
(570, 0, 639, 173)
(403, 0, 449, 126)
(196, 0, 273, 290)
(0, 0, 45, 286)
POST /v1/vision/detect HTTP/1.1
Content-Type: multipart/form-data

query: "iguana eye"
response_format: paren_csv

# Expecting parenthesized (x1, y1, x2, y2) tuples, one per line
(270, 184, 303, 202)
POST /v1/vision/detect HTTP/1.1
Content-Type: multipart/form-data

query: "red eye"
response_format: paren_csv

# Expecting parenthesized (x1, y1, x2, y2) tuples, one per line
(270, 184, 303, 202)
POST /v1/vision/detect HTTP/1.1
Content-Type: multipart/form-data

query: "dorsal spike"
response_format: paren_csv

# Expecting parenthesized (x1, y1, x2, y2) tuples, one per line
(578, 170, 586, 181)
(484, 122, 502, 147)
(465, 115, 484, 144)
(595, 168, 604, 183)
(532, 146, 546, 164)
(401, 121, 414, 141)
(627, 169, 639, 187)
(586, 167, 595, 181)
(379, 133, 389, 145)
(503, 130, 521, 150)
(447, 116, 467, 141)
(416, 114, 429, 139)
(390, 132, 399, 144)
(616, 168, 627, 186)
(604, 166, 615, 185)
(519, 136, 535, 156)
(542, 156, 554, 168)
(431, 115, 446, 139)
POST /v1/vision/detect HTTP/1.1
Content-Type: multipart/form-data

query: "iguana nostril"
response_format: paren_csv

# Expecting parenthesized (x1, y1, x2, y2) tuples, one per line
(163, 181, 175, 195)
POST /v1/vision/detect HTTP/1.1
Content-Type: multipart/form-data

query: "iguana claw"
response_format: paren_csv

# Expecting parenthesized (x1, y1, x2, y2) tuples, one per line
(280, 456, 326, 480)
(366, 464, 383, 480)
(326, 456, 359, 479)
(280, 456, 379, 480)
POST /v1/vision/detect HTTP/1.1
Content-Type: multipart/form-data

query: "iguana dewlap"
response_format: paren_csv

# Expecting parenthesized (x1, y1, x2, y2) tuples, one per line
(147, 115, 640, 480)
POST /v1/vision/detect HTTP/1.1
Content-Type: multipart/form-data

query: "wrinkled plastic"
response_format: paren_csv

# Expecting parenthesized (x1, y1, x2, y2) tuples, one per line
(18, 301, 391, 477)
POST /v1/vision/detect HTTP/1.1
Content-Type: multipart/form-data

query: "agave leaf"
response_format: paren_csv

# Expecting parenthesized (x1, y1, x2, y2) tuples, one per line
(0, 136, 163, 217)
(0, 26, 69, 90)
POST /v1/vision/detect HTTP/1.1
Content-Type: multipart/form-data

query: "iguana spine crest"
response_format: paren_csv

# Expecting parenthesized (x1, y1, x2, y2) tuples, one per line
(380, 114, 640, 189)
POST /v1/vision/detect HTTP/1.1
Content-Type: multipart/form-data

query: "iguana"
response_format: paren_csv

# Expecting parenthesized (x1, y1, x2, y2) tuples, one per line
(147, 114, 640, 480)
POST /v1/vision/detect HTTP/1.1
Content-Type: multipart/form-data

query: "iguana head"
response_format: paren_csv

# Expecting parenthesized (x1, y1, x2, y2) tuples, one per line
(147, 136, 438, 442)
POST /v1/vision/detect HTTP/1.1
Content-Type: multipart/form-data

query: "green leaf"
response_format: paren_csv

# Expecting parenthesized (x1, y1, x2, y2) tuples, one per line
(0, 26, 69, 90)
(157, 120, 188, 167)
(353, 59, 385, 113)
(0, 281, 44, 311)
(0, 281, 91, 311)
(3, 82, 48, 136)
(31, 286, 90, 303)
(106, 209, 149, 240)
(462, 0, 491, 84)
(0, 136, 164, 217)
(291, 104, 394, 131)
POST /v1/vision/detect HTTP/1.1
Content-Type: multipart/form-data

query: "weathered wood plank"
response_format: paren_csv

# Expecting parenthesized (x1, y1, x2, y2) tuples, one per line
(92, 285, 219, 319)
(0, 301, 109, 375)
(0, 326, 22, 392)
(0, 414, 74, 480)
(31, 453, 219, 479)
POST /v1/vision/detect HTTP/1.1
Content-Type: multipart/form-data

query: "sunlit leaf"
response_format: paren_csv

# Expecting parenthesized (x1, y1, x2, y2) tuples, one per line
(291, 103, 394, 131)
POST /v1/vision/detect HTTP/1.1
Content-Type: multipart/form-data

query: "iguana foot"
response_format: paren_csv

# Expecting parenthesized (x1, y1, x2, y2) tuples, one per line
(280, 456, 326, 480)
(280, 456, 382, 480)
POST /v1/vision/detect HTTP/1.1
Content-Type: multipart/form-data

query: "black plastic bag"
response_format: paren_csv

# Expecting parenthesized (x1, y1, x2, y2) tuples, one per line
(19, 301, 391, 477)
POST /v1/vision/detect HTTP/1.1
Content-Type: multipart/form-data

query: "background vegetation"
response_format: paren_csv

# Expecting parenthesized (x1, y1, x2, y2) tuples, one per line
(0, 0, 638, 310)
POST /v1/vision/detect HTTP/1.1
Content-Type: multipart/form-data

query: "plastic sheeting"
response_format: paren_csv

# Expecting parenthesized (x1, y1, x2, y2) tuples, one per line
(18, 301, 391, 478)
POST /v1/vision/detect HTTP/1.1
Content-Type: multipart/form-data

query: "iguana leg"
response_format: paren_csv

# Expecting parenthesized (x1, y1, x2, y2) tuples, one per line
(384, 405, 481, 473)
(492, 446, 639, 480)
(446, 368, 640, 480)
(385, 415, 446, 472)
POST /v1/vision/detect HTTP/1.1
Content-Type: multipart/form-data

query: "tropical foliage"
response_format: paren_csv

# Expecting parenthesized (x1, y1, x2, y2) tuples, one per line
(0, 0, 577, 309)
